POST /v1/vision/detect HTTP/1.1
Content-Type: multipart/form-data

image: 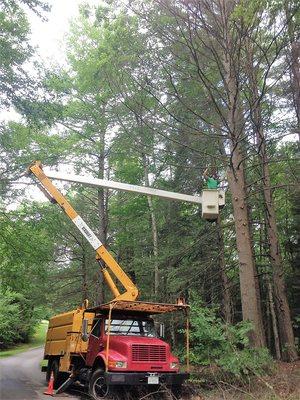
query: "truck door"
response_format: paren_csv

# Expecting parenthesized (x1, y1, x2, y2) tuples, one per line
(86, 317, 103, 366)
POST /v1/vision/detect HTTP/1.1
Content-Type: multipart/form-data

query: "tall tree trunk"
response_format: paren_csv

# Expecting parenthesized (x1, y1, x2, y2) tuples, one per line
(261, 153, 297, 360)
(226, 151, 265, 346)
(220, 0, 265, 347)
(217, 217, 233, 323)
(142, 153, 159, 299)
(96, 133, 108, 305)
(246, 44, 298, 361)
(285, 0, 300, 141)
(135, 103, 159, 300)
(97, 154, 108, 245)
(266, 288, 272, 350)
(266, 273, 281, 359)
(260, 141, 297, 361)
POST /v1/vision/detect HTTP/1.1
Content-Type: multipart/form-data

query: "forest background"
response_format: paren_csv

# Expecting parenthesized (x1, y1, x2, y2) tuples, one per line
(0, 0, 299, 382)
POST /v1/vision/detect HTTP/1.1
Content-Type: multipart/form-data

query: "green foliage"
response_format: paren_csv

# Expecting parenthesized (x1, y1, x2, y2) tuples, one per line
(0, 290, 22, 348)
(0, 0, 299, 368)
(0, 203, 57, 348)
(189, 299, 273, 377)
(0, 0, 49, 108)
(0, 320, 48, 357)
(0, 289, 36, 349)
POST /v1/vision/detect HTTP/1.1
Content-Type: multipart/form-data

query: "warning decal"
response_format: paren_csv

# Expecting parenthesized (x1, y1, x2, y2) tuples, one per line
(72, 216, 102, 250)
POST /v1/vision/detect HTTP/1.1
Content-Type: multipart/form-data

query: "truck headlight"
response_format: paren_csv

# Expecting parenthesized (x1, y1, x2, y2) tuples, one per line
(109, 360, 127, 368)
(115, 361, 127, 368)
(170, 362, 179, 369)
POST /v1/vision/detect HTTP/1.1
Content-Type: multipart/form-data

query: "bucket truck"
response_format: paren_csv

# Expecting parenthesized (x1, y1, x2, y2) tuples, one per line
(28, 161, 224, 399)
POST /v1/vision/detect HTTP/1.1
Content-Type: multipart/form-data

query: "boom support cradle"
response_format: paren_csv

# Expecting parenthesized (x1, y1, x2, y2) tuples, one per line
(28, 161, 138, 302)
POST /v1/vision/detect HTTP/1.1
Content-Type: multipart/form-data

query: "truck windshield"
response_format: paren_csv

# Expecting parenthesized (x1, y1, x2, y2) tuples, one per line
(105, 319, 156, 337)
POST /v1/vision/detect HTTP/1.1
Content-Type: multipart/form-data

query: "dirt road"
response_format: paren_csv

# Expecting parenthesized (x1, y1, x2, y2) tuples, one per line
(0, 347, 83, 400)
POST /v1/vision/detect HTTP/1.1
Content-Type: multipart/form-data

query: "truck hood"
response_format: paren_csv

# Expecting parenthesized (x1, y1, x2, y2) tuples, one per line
(106, 335, 168, 347)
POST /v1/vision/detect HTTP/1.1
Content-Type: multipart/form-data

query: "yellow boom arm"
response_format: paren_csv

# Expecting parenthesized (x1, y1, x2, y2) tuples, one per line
(28, 161, 139, 302)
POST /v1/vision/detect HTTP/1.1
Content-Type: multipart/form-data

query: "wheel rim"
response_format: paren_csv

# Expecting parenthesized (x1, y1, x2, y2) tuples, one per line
(93, 375, 109, 398)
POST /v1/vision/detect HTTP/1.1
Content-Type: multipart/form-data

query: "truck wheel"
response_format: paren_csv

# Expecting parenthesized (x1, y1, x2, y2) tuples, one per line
(49, 359, 68, 390)
(89, 368, 109, 399)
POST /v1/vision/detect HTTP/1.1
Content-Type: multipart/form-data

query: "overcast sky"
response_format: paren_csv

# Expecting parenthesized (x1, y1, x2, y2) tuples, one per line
(29, 0, 99, 66)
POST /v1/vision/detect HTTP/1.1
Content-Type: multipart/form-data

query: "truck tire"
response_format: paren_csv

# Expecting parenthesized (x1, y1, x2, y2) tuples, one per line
(48, 359, 68, 390)
(89, 368, 109, 399)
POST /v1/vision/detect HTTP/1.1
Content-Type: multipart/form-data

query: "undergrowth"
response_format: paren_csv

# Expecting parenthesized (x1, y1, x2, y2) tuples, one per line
(186, 298, 274, 380)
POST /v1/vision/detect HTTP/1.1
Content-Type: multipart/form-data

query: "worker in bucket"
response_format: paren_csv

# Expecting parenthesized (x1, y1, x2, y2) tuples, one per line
(203, 167, 220, 189)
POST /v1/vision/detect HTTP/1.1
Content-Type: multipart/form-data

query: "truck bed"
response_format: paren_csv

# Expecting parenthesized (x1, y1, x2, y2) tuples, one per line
(44, 308, 94, 371)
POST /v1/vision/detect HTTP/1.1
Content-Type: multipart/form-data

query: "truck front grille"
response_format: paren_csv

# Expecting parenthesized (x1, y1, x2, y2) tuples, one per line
(132, 344, 167, 362)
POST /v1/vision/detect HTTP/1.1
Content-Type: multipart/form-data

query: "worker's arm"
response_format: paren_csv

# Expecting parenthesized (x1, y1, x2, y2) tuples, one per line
(28, 161, 138, 302)
(203, 168, 209, 180)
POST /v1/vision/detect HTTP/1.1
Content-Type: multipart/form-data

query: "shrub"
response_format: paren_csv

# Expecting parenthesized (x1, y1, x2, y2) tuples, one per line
(189, 300, 273, 377)
(0, 289, 23, 349)
(0, 289, 36, 349)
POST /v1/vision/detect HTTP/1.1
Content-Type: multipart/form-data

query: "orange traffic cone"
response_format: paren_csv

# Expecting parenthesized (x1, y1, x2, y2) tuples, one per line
(44, 371, 54, 396)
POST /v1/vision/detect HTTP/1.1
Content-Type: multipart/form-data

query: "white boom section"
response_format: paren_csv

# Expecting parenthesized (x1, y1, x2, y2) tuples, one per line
(45, 170, 202, 205)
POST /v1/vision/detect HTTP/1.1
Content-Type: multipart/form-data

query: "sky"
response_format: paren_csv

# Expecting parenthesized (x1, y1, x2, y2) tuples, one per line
(28, 0, 99, 66)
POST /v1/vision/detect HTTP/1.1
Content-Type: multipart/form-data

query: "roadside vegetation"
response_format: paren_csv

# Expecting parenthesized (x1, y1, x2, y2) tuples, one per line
(0, 320, 48, 358)
(188, 359, 300, 399)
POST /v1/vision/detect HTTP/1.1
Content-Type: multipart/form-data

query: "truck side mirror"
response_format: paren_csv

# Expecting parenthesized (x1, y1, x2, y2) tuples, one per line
(159, 323, 165, 338)
(82, 318, 89, 342)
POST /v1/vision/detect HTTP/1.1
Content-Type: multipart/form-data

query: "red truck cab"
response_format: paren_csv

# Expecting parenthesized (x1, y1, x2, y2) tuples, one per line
(84, 309, 189, 399)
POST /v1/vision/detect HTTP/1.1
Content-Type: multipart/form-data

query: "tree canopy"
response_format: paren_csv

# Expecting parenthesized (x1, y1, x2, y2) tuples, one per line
(0, 0, 299, 373)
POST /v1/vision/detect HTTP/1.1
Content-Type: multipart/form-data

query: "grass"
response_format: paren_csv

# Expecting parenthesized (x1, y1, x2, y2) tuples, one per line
(0, 320, 48, 358)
